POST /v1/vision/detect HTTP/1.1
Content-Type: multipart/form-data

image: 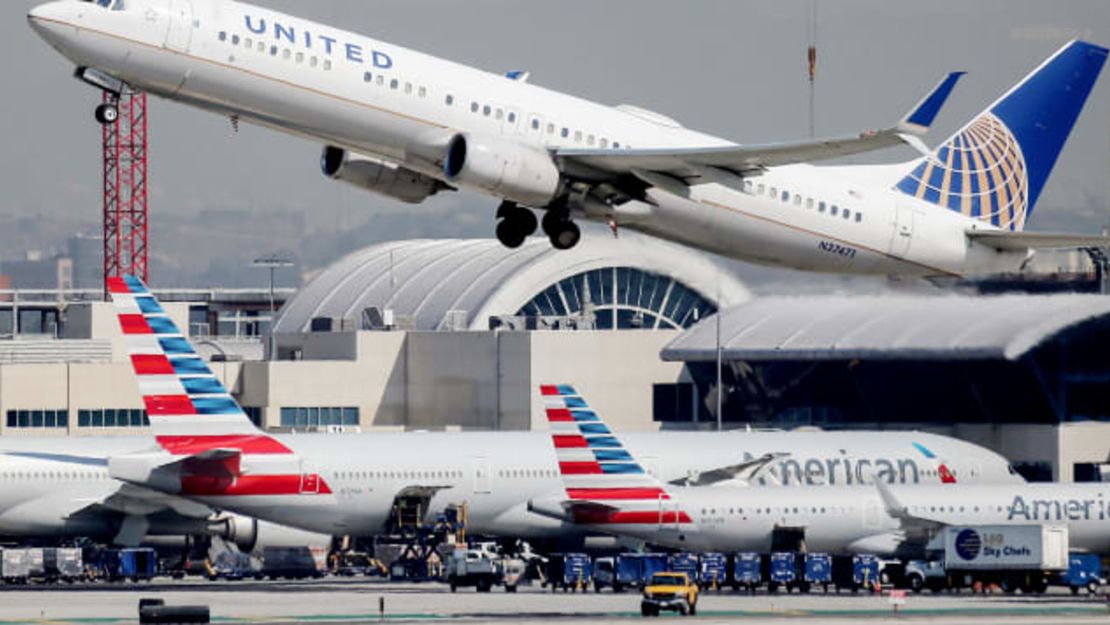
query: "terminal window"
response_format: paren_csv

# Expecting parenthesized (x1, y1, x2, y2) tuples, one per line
(5, 410, 68, 429)
(653, 383, 695, 422)
(280, 407, 359, 429)
(77, 409, 149, 428)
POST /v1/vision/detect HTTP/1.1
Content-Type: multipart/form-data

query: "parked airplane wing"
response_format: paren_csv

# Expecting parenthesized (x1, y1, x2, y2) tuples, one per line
(557, 72, 965, 181)
(875, 479, 944, 546)
(967, 230, 1110, 252)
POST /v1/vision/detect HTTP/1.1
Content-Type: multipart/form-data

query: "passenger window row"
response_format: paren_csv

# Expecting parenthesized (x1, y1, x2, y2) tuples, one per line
(747, 181, 864, 224)
(363, 72, 428, 99)
(0, 470, 108, 481)
(498, 468, 558, 479)
(333, 469, 464, 480)
(220, 31, 332, 71)
(217, 29, 631, 151)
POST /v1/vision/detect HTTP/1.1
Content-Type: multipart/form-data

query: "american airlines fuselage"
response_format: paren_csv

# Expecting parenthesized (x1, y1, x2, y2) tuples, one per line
(8, 430, 1016, 540)
(27, 0, 1029, 278)
(602, 483, 1110, 557)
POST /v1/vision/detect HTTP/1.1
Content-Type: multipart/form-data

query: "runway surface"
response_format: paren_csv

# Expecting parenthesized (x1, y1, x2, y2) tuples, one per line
(2, 578, 1109, 624)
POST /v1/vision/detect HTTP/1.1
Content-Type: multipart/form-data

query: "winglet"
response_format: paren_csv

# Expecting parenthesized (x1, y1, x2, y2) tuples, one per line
(898, 71, 965, 134)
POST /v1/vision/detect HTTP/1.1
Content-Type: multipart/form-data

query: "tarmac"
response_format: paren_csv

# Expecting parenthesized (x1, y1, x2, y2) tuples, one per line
(2, 578, 1110, 624)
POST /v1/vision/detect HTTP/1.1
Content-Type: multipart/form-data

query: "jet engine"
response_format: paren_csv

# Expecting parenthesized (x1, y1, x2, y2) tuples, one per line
(321, 146, 446, 204)
(442, 133, 562, 207)
(211, 514, 331, 556)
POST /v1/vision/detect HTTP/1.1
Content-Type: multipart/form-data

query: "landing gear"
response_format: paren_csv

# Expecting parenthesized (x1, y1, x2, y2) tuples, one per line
(542, 209, 581, 251)
(95, 102, 119, 125)
(495, 201, 538, 249)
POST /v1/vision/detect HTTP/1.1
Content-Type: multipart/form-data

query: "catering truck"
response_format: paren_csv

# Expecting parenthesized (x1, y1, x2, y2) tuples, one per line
(905, 525, 1069, 593)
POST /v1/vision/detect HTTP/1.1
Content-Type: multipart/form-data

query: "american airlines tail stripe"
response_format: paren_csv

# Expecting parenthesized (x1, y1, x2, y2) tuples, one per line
(540, 384, 577, 396)
(566, 487, 669, 500)
(144, 395, 197, 416)
(131, 354, 176, 375)
(604, 511, 692, 525)
(546, 409, 574, 422)
(559, 461, 603, 475)
(181, 474, 332, 496)
(119, 314, 154, 335)
(156, 434, 292, 455)
(553, 435, 589, 448)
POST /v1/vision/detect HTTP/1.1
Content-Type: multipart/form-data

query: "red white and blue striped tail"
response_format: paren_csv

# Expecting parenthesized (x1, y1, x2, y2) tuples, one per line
(108, 275, 264, 441)
(540, 384, 691, 525)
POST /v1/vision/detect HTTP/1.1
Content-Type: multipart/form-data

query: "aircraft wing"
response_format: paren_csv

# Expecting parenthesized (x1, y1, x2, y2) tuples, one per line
(874, 479, 945, 544)
(668, 452, 790, 487)
(967, 230, 1110, 252)
(557, 72, 964, 183)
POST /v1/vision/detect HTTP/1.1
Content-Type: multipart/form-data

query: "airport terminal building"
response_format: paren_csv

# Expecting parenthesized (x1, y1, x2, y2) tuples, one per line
(0, 234, 1109, 482)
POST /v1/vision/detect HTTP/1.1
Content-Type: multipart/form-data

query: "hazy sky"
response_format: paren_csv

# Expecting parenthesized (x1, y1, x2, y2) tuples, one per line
(3, 0, 1109, 263)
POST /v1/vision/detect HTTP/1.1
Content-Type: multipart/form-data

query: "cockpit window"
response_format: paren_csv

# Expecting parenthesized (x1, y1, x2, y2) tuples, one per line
(92, 0, 126, 10)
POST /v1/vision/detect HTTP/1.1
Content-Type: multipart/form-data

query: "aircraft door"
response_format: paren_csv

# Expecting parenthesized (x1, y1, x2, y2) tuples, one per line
(890, 206, 915, 257)
(862, 498, 884, 530)
(658, 496, 681, 532)
(299, 461, 321, 494)
(472, 457, 491, 494)
(165, 0, 194, 52)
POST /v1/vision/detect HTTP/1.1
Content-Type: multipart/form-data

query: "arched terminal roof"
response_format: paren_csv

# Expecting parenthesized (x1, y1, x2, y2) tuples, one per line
(663, 294, 1110, 362)
(275, 232, 750, 332)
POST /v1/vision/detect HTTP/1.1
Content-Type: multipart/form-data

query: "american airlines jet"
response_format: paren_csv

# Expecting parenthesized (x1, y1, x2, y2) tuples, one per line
(534, 385, 1110, 557)
(99, 276, 1021, 541)
(27, 1, 1109, 277)
(0, 441, 322, 551)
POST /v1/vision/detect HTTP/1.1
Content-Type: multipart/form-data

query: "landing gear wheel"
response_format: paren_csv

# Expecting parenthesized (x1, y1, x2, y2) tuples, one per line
(496, 219, 528, 249)
(550, 220, 581, 250)
(542, 209, 582, 250)
(95, 103, 119, 125)
(494, 202, 538, 249)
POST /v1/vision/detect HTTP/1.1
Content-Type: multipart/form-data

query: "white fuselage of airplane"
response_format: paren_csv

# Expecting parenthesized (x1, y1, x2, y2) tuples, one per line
(8, 429, 1015, 539)
(26, 0, 1030, 278)
(0, 432, 1016, 539)
(599, 483, 1110, 557)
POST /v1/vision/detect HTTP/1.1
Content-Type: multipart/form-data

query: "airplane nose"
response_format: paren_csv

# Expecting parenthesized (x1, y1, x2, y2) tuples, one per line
(27, 2, 77, 44)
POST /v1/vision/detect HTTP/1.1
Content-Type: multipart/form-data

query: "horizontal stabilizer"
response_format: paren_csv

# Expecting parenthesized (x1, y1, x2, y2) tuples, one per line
(967, 230, 1110, 252)
(108, 449, 242, 495)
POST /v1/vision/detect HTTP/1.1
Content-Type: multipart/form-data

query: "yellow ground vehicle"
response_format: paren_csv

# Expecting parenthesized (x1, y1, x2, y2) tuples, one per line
(641, 572, 698, 617)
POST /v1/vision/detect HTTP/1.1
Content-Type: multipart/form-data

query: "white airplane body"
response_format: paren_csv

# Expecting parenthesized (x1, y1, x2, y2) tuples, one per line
(537, 387, 1110, 558)
(0, 438, 324, 550)
(90, 276, 1021, 542)
(27, 1, 1109, 277)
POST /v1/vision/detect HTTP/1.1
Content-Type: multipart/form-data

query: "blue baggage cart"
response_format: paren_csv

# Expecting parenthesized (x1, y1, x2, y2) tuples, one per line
(804, 553, 832, 593)
(769, 552, 799, 593)
(699, 553, 727, 589)
(733, 552, 762, 592)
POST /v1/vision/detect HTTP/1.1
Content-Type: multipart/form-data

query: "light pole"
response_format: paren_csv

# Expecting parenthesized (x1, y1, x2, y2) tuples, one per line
(251, 255, 294, 357)
(252, 255, 295, 316)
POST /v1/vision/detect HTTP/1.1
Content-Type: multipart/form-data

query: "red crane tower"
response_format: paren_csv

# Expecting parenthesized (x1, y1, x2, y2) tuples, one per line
(100, 89, 149, 296)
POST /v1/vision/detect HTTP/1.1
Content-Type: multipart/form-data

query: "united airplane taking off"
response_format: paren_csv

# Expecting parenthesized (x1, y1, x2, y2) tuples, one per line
(101, 276, 1020, 541)
(535, 385, 1110, 557)
(27, 1, 1109, 277)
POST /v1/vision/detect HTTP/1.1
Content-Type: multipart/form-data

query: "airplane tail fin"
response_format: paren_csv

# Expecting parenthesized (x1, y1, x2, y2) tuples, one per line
(541, 385, 690, 525)
(893, 40, 1107, 231)
(108, 276, 274, 447)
